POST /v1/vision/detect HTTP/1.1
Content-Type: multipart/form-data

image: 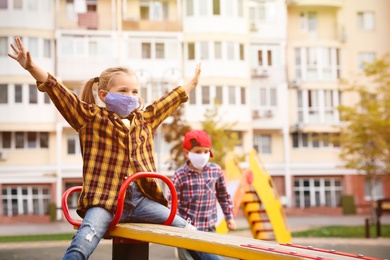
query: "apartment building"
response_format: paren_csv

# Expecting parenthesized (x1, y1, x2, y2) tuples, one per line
(0, 0, 389, 222)
(285, 0, 390, 213)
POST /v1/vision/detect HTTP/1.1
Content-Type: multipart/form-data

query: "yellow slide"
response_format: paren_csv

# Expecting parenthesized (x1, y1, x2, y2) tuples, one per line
(217, 150, 291, 244)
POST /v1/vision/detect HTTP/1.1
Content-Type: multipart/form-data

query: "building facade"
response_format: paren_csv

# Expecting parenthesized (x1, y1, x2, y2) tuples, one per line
(0, 0, 389, 222)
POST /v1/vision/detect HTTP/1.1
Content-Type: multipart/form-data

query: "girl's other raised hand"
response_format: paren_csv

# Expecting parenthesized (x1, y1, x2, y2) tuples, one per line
(8, 37, 34, 71)
(8, 37, 48, 82)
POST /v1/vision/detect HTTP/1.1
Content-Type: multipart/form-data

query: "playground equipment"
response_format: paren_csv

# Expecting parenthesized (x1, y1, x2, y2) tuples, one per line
(62, 171, 384, 259)
(217, 150, 291, 243)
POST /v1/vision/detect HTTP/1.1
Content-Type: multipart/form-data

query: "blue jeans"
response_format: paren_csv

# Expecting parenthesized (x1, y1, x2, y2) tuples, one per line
(63, 182, 222, 260)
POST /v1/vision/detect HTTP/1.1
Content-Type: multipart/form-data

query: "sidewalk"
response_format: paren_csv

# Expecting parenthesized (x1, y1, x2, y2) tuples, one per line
(1, 214, 389, 237)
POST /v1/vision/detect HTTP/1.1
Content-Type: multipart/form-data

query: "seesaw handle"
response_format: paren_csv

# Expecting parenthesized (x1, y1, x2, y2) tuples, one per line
(62, 172, 178, 229)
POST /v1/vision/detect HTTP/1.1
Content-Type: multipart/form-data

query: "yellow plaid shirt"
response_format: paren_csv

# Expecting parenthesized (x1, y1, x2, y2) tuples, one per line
(38, 74, 188, 217)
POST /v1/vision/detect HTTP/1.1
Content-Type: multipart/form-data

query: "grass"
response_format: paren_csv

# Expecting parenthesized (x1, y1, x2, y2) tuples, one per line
(291, 225, 390, 238)
(0, 225, 389, 243)
(0, 233, 74, 243)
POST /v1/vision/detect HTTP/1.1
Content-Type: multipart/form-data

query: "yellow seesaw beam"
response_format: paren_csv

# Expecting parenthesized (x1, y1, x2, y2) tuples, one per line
(108, 223, 356, 260)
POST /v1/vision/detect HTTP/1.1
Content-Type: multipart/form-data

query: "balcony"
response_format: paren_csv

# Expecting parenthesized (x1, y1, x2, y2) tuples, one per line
(78, 12, 99, 30)
(122, 20, 182, 31)
(287, 0, 345, 7)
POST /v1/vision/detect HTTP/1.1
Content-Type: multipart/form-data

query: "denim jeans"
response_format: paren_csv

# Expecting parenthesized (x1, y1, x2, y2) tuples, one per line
(63, 182, 222, 260)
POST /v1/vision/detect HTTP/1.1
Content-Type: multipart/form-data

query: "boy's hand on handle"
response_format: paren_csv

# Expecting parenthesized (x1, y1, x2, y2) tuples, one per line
(183, 62, 202, 94)
(8, 37, 48, 83)
(226, 219, 236, 230)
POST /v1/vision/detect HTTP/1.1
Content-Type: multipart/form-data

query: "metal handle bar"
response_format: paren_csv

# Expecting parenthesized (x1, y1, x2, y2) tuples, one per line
(62, 172, 178, 229)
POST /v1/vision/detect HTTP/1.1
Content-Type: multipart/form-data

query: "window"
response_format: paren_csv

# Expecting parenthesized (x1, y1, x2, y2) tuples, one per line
(67, 134, 81, 155)
(1, 131, 49, 149)
(40, 132, 49, 148)
(186, 0, 193, 16)
(27, 132, 37, 148)
(237, 0, 243, 17)
(300, 12, 317, 32)
(257, 48, 274, 67)
(14, 84, 23, 103)
(188, 43, 195, 60)
(27, 0, 38, 11)
(156, 43, 165, 59)
(358, 52, 376, 71)
(308, 90, 319, 122)
(295, 47, 340, 81)
(239, 44, 244, 60)
(88, 41, 97, 55)
(44, 93, 50, 104)
(200, 41, 209, 59)
(201, 86, 210, 104)
(189, 89, 196, 104)
(258, 50, 263, 66)
(29, 85, 37, 104)
(249, 1, 276, 23)
(240, 87, 246, 105)
(364, 179, 383, 200)
(213, 0, 220, 15)
(225, 0, 233, 16)
(199, 0, 208, 16)
(227, 42, 234, 60)
(358, 12, 375, 31)
(254, 134, 271, 154)
(297, 89, 340, 124)
(0, 84, 8, 103)
(0, 0, 7, 9)
(254, 86, 277, 108)
(215, 86, 223, 104)
(307, 48, 317, 80)
(142, 43, 151, 59)
(15, 132, 24, 149)
(2, 186, 51, 216)
(140, 0, 167, 20)
(0, 37, 7, 56)
(1, 132, 11, 149)
(294, 178, 343, 208)
(28, 38, 38, 57)
(228, 86, 235, 105)
(43, 39, 51, 58)
(214, 42, 222, 59)
(292, 132, 339, 149)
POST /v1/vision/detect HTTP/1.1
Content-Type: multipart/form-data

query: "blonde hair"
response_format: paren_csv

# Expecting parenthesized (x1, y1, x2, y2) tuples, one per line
(80, 67, 145, 109)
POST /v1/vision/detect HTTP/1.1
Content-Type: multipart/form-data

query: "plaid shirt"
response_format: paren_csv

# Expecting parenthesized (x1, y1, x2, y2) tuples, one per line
(38, 74, 188, 217)
(170, 162, 234, 231)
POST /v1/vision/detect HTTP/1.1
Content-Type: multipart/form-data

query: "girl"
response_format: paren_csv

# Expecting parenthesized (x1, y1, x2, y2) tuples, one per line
(9, 37, 221, 260)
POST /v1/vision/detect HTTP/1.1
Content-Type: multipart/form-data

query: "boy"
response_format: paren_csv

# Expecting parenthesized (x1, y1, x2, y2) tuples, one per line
(171, 130, 236, 260)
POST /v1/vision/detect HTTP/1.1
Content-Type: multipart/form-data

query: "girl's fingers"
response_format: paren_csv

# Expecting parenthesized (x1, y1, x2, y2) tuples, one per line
(8, 53, 17, 60)
(10, 43, 18, 53)
(16, 37, 23, 50)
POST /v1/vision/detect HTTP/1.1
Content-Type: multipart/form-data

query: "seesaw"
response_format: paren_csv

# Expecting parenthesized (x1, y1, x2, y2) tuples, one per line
(62, 172, 383, 260)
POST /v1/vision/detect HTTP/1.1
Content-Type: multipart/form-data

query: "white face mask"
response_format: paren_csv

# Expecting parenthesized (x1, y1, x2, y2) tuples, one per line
(188, 152, 210, 170)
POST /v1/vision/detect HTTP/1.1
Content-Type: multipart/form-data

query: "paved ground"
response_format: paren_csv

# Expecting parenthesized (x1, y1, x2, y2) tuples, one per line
(0, 215, 389, 259)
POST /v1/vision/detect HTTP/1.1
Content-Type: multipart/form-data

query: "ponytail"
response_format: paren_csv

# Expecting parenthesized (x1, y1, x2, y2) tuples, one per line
(80, 78, 96, 103)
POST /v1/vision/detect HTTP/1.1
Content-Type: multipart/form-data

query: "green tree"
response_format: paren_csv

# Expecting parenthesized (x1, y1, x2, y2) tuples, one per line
(163, 104, 192, 170)
(164, 101, 240, 170)
(200, 100, 240, 167)
(337, 54, 390, 224)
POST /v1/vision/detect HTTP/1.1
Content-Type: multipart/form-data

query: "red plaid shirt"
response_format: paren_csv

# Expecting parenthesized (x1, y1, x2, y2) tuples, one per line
(38, 74, 188, 217)
(170, 162, 234, 231)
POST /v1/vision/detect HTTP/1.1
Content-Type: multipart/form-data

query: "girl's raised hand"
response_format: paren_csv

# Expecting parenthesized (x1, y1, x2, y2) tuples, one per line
(183, 62, 202, 94)
(8, 37, 48, 82)
(8, 37, 33, 71)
